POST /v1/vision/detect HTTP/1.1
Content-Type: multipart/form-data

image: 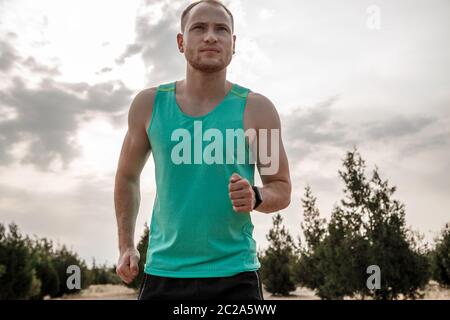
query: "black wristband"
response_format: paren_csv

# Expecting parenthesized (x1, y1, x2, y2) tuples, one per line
(252, 186, 263, 210)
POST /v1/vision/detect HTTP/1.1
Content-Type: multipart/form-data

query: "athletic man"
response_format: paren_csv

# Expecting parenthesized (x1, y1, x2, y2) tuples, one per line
(114, 0, 291, 300)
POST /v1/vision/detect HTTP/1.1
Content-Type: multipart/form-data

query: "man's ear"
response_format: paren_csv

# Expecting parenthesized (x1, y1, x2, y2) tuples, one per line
(232, 34, 236, 54)
(177, 33, 184, 53)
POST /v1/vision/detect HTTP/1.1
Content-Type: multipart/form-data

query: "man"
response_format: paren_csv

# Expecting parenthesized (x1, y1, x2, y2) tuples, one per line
(114, 0, 291, 300)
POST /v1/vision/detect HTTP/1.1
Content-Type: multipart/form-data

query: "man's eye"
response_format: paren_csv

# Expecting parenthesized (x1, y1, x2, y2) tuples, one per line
(193, 25, 203, 29)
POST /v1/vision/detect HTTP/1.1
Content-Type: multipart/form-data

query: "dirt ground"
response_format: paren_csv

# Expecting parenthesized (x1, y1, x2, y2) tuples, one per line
(55, 281, 449, 300)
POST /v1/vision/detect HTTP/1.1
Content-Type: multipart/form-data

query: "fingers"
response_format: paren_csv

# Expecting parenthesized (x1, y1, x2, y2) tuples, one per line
(116, 251, 140, 284)
(130, 254, 139, 276)
(116, 260, 129, 283)
(229, 173, 253, 212)
(232, 202, 252, 212)
(229, 187, 254, 213)
(232, 198, 250, 206)
(228, 178, 250, 192)
(229, 188, 252, 200)
(229, 173, 242, 183)
(117, 257, 132, 284)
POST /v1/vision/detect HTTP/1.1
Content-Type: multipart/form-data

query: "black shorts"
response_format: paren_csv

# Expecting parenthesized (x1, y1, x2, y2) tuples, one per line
(137, 270, 264, 300)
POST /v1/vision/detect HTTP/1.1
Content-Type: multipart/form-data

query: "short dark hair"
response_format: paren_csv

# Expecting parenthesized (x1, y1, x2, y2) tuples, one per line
(180, 0, 234, 33)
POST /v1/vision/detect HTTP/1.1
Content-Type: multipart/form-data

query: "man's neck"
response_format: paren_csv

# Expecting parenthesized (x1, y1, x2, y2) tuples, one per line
(179, 68, 231, 103)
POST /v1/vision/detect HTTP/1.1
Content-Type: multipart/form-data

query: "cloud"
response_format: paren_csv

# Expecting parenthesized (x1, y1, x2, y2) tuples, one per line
(395, 120, 450, 158)
(0, 39, 20, 72)
(280, 96, 355, 166)
(0, 36, 134, 171)
(22, 56, 60, 76)
(283, 96, 345, 145)
(115, 43, 143, 65)
(0, 77, 133, 170)
(363, 115, 435, 140)
(281, 95, 448, 166)
(115, 0, 186, 85)
(1, 33, 59, 76)
(96, 67, 113, 75)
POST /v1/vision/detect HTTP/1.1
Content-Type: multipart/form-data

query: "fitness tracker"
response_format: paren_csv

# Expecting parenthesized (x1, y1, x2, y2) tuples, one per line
(252, 186, 263, 210)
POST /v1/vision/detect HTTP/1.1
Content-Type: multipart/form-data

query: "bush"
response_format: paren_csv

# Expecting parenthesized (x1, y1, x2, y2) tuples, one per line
(431, 223, 450, 287)
(51, 245, 91, 296)
(0, 222, 125, 299)
(0, 223, 34, 299)
(260, 214, 297, 296)
(295, 148, 430, 299)
(27, 238, 59, 299)
(90, 259, 122, 285)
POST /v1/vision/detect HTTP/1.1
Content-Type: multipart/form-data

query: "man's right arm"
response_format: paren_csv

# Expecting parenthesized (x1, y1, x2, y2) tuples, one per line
(114, 87, 156, 283)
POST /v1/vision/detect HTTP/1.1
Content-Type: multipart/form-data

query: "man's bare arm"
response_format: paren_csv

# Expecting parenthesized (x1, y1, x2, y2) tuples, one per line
(228, 92, 292, 215)
(251, 93, 292, 214)
(114, 88, 155, 283)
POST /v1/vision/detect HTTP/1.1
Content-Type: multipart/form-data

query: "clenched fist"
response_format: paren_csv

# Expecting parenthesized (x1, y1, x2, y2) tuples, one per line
(116, 247, 140, 284)
(228, 173, 255, 213)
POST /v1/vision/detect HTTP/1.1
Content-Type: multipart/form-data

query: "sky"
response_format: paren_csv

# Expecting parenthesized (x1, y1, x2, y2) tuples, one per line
(0, 0, 449, 266)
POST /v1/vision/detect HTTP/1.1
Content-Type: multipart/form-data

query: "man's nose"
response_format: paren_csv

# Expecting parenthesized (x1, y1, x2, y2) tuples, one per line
(203, 29, 218, 42)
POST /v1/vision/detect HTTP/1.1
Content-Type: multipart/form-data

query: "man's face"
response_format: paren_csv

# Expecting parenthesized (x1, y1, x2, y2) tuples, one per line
(178, 3, 235, 73)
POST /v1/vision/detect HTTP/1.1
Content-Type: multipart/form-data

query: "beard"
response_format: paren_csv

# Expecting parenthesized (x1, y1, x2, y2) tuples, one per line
(186, 50, 232, 73)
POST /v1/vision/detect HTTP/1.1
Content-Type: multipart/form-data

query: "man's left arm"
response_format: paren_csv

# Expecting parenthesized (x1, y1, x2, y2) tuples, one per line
(251, 93, 291, 213)
(228, 93, 292, 214)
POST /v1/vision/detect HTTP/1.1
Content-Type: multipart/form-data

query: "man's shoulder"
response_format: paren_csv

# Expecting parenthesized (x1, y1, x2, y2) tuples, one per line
(128, 86, 158, 130)
(245, 90, 280, 129)
(137, 86, 158, 99)
(131, 86, 158, 110)
(138, 81, 176, 98)
(246, 90, 277, 113)
(131, 80, 176, 114)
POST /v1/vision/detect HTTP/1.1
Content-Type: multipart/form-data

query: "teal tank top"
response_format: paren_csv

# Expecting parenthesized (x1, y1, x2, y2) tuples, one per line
(144, 81, 261, 278)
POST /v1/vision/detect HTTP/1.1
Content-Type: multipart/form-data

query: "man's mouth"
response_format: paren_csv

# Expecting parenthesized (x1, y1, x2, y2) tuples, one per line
(200, 48, 220, 53)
